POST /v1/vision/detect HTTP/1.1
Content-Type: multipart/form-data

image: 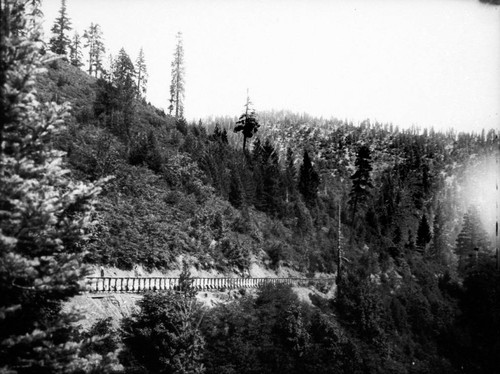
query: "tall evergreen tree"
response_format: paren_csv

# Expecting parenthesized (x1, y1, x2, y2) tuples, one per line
(250, 137, 265, 208)
(261, 138, 282, 215)
(68, 31, 83, 67)
(234, 92, 260, 153)
(0, 0, 113, 371)
(298, 150, 320, 207)
(348, 145, 373, 224)
(376, 168, 396, 235)
(284, 147, 297, 202)
(169, 31, 185, 118)
(122, 292, 206, 374)
(416, 214, 432, 252)
(431, 202, 452, 264)
(111, 48, 136, 143)
(49, 0, 72, 55)
(83, 22, 96, 75)
(83, 22, 105, 77)
(210, 123, 228, 144)
(135, 47, 148, 97)
(456, 207, 491, 276)
(113, 47, 136, 88)
(103, 52, 115, 82)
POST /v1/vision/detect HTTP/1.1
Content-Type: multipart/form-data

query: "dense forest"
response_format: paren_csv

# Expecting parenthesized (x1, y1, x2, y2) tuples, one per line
(1, 0, 499, 373)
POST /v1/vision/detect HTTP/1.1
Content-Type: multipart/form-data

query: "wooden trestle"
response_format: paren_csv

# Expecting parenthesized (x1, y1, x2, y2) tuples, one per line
(86, 277, 335, 293)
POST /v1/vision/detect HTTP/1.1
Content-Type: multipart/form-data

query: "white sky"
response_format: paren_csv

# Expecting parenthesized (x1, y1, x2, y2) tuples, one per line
(41, 0, 500, 132)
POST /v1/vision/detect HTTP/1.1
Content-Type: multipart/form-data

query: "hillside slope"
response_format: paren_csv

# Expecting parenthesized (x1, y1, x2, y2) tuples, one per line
(37, 60, 321, 275)
(37, 58, 500, 374)
(37, 59, 499, 278)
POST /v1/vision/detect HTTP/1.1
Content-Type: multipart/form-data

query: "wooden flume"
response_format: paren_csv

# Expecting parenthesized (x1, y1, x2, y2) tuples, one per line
(86, 276, 335, 293)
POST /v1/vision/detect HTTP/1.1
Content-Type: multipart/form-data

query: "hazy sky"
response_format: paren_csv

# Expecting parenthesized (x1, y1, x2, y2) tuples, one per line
(41, 0, 500, 132)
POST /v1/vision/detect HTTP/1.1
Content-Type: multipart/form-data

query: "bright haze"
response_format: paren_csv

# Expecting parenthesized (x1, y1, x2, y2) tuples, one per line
(42, 0, 500, 133)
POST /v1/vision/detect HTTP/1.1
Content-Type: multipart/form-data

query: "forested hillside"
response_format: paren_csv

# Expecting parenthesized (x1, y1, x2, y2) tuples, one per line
(2, 0, 499, 372)
(35, 56, 500, 373)
(37, 58, 499, 277)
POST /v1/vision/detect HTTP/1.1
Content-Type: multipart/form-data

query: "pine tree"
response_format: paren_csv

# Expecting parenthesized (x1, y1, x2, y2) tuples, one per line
(376, 168, 396, 235)
(0, 1, 113, 371)
(250, 138, 267, 209)
(211, 123, 228, 144)
(169, 31, 185, 118)
(104, 52, 115, 82)
(456, 207, 491, 276)
(135, 47, 148, 97)
(349, 145, 373, 224)
(261, 138, 282, 215)
(83, 23, 95, 75)
(68, 31, 83, 67)
(111, 48, 136, 143)
(298, 150, 320, 207)
(49, 0, 72, 55)
(234, 92, 260, 153)
(416, 214, 432, 252)
(83, 22, 105, 77)
(93, 27, 106, 77)
(113, 48, 136, 88)
(284, 147, 297, 202)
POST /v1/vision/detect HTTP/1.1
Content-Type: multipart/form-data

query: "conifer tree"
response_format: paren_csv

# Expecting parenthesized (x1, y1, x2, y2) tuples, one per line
(111, 48, 136, 142)
(0, 0, 113, 371)
(169, 31, 185, 118)
(93, 27, 105, 77)
(83, 22, 95, 75)
(349, 145, 373, 224)
(234, 92, 260, 153)
(431, 202, 454, 265)
(135, 47, 148, 97)
(68, 31, 83, 67)
(416, 214, 432, 252)
(83, 22, 105, 77)
(122, 263, 205, 374)
(113, 48, 136, 88)
(456, 207, 491, 276)
(250, 138, 265, 209)
(298, 150, 320, 207)
(211, 123, 228, 144)
(49, 0, 72, 55)
(261, 138, 282, 215)
(284, 147, 297, 202)
(104, 52, 115, 82)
